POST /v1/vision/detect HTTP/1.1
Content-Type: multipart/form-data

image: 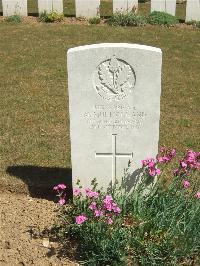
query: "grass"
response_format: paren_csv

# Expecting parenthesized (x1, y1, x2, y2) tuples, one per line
(0, 17, 199, 196)
(0, 1, 187, 21)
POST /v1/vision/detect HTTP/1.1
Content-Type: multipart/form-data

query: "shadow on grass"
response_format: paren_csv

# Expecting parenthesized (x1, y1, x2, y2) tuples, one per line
(6, 165, 72, 201)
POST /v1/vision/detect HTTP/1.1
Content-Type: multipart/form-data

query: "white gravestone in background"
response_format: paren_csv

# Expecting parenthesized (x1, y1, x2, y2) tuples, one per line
(186, 0, 200, 21)
(113, 0, 138, 13)
(67, 43, 162, 190)
(38, 0, 63, 14)
(2, 0, 27, 16)
(151, 0, 176, 16)
(75, 0, 100, 18)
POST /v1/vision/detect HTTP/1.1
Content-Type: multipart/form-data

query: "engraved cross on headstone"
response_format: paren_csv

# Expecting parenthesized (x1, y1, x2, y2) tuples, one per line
(95, 134, 133, 186)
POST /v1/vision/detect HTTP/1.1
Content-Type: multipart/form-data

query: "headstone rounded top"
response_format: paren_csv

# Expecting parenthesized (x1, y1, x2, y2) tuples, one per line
(67, 43, 162, 55)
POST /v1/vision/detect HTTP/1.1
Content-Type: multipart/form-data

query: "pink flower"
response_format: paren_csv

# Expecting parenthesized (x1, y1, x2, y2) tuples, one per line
(58, 184, 66, 189)
(85, 188, 99, 198)
(58, 198, 65, 205)
(75, 215, 88, 225)
(157, 148, 176, 164)
(141, 157, 154, 167)
(103, 195, 113, 203)
(160, 146, 166, 153)
(103, 195, 113, 211)
(91, 191, 99, 198)
(148, 161, 155, 168)
(170, 149, 176, 157)
(157, 157, 164, 163)
(183, 180, 190, 189)
(94, 210, 104, 217)
(113, 206, 121, 214)
(142, 157, 161, 176)
(73, 187, 81, 197)
(104, 202, 113, 211)
(149, 168, 161, 177)
(53, 185, 58, 191)
(107, 218, 113, 225)
(195, 192, 200, 199)
(53, 184, 66, 191)
(180, 161, 187, 168)
(89, 202, 97, 210)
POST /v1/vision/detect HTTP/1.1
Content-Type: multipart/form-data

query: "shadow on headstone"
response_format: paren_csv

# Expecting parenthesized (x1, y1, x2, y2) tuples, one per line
(6, 165, 72, 201)
(121, 168, 144, 193)
(28, 12, 39, 17)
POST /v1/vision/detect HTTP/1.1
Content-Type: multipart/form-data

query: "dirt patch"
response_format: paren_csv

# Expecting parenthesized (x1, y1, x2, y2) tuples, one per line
(0, 192, 76, 265)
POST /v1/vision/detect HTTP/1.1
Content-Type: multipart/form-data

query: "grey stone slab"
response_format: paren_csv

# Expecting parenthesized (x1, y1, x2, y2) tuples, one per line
(2, 0, 27, 16)
(186, 0, 200, 21)
(67, 43, 162, 190)
(38, 0, 63, 14)
(75, 0, 100, 18)
(151, 0, 176, 16)
(113, 0, 138, 13)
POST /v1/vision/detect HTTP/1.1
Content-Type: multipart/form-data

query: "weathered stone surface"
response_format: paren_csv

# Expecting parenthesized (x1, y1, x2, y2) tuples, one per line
(113, 0, 138, 13)
(186, 0, 200, 21)
(2, 0, 27, 16)
(67, 43, 162, 190)
(38, 0, 63, 14)
(151, 0, 176, 16)
(75, 0, 100, 18)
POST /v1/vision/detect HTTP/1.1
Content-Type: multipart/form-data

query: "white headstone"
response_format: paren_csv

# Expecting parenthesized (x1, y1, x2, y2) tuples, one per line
(75, 0, 100, 18)
(151, 0, 176, 16)
(67, 43, 162, 190)
(38, 0, 63, 14)
(2, 0, 27, 16)
(113, 0, 138, 13)
(186, 0, 200, 21)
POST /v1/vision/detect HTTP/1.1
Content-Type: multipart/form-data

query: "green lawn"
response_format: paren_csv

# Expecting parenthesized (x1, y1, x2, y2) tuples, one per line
(0, 20, 199, 196)
(0, 0, 187, 20)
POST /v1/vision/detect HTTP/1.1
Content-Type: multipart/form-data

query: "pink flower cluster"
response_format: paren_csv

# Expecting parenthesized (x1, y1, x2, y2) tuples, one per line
(53, 184, 66, 191)
(85, 188, 99, 198)
(157, 147, 176, 164)
(174, 149, 200, 176)
(180, 150, 200, 170)
(53, 183, 67, 206)
(182, 181, 200, 199)
(88, 195, 121, 225)
(75, 215, 88, 225)
(74, 194, 121, 225)
(142, 147, 177, 177)
(73, 187, 81, 197)
(142, 157, 161, 177)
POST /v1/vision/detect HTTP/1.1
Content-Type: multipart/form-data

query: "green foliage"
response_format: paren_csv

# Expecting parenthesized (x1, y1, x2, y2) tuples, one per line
(39, 11, 64, 23)
(5, 15, 22, 23)
(107, 12, 147, 27)
(148, 11, 179, 26)
(88, 17, 101, 25)
(53, 149, 200, 265)
(186, 20, 200, 28)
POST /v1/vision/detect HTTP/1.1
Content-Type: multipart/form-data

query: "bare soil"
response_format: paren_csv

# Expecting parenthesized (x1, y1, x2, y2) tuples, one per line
(0, 192, 76, 266)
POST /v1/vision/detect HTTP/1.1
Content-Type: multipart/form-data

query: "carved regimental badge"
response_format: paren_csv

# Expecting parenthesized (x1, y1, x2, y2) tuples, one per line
(94, 56, 136, 101)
